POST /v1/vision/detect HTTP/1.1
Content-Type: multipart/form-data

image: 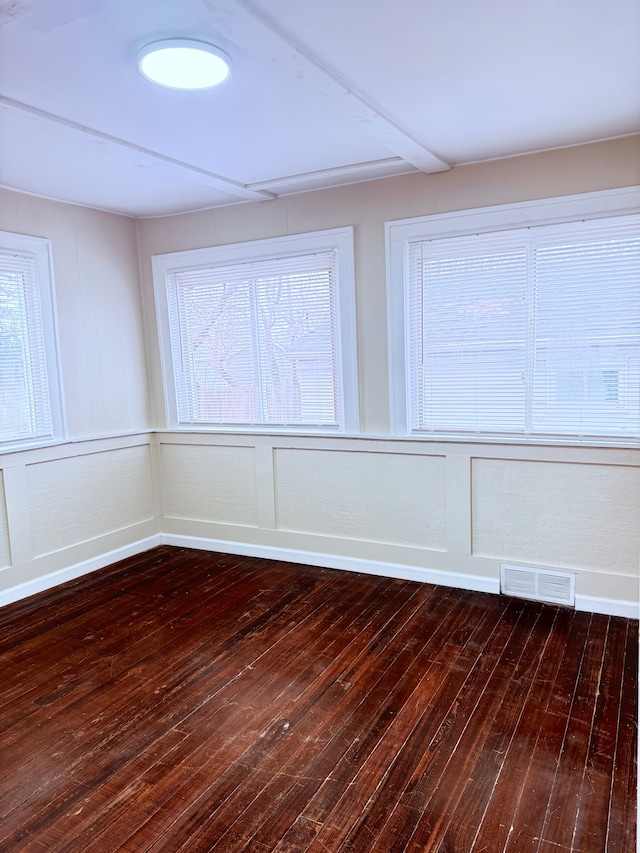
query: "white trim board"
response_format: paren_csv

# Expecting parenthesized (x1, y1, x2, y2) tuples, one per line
(0, 535, 162, 609)
(575, 594, 639, 620)
(162, 534, 499, 594)
(161, 534, 639, 620)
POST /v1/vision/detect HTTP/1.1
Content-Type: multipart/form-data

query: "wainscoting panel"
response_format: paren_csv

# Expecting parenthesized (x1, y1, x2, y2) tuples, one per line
(2, 431, 638, 617)
(471, 458, 640, 573)
(0, 435, 160, 604)
(274, 448, 446, 549)
(27, 444, 155, 557)
(154, 434, 639, 617)
(160, 442, 259, 526)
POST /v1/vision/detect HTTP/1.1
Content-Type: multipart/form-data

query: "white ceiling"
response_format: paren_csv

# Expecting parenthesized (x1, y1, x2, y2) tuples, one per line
(1, 0, 638, 217)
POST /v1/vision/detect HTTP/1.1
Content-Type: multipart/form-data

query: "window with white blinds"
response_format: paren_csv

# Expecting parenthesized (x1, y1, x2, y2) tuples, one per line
(0, 232, 63, 449)
(153, 228, 358, 432)
(387, 189, 640, 444)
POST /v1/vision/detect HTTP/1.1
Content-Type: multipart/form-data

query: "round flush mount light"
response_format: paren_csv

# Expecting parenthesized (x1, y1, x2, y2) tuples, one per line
(138, 39, 231, 90)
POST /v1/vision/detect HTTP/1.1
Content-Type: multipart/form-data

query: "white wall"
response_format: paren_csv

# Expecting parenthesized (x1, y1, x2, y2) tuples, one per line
(139, 137, 640, 616)
(0, 189, 151, 437)
(0, 190, 158, 604)
(0, 139, 638, 615)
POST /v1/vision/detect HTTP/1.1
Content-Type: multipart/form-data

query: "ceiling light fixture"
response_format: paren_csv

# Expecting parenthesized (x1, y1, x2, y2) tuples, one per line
(138, 39, 231, 90)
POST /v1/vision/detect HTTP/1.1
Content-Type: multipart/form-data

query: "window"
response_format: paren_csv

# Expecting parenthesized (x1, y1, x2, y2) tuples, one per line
(153, 228, 358, 432)
(387, 188, 640, 444)
(0, 231, 64, 450)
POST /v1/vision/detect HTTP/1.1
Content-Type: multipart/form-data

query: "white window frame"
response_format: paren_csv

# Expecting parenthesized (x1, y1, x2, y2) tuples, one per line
(0, 231, 65, 452)
(386, 186, 640, 445)
(153, 227, 359, 434)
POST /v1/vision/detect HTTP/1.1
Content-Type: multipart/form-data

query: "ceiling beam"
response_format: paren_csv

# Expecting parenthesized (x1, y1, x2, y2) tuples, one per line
(0, 96, 276, 203)
(247, 157, 418, 193)
(194, 0, 450, 174)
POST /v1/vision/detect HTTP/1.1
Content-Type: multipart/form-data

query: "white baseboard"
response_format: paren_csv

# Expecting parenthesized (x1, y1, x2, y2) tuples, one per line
(575, 594, 639, 620)
(161, 534, 500, 595)
(162, 534, 639, 620)
(2, 533, 636, 620)
(0, 535, 162, 609)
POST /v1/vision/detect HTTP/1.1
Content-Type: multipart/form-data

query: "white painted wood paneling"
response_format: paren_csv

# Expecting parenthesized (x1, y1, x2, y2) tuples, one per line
(0, 472, 10, 569)
(160, 443, 258, 526)
(274, 448, 446, 548)
(0, 188, 151, 440)
(471, 458, 640, 573)
(27, 445, 154, 556)
(58, 206, 150, 436)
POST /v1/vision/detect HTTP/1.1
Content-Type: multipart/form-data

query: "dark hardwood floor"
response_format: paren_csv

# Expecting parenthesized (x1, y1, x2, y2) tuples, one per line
(0, 546, 636, 852)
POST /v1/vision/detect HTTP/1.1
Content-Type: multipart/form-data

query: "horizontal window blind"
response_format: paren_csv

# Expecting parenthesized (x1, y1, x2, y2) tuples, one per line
(0, 248, 54, 445)
(407, 213, 640, 441)
(166, 250, 342, 427)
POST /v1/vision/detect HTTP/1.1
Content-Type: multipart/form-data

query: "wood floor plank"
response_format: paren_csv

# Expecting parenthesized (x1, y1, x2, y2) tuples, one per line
(1, 567, 357, 849)
(0, 553, 268, 735)
(176, 587, 460, 853)
(53, 564, 400, 849)
(360, 601, 549, 853)
(505, 617, 608, 853)
(570, 618, 629, 853)
(431, 608, 580, 853)
(0, 546, 635, 853)
(135, 582, 441, 853)
(469, 610, 594, 853)
(267, 591, 481, 852)
(320, 600, 518, 851)
(0, 560, 320, 824)
(71, 574, 416, 853)
(534, 614, 611, 851)
(297, 595, 522, 853)
(604, 619, 638, 853)
(0, 546, 190, 650)
(5, 728, 189, 853)
(0, 563, 316, 820)
(398, 605, 564, 853)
